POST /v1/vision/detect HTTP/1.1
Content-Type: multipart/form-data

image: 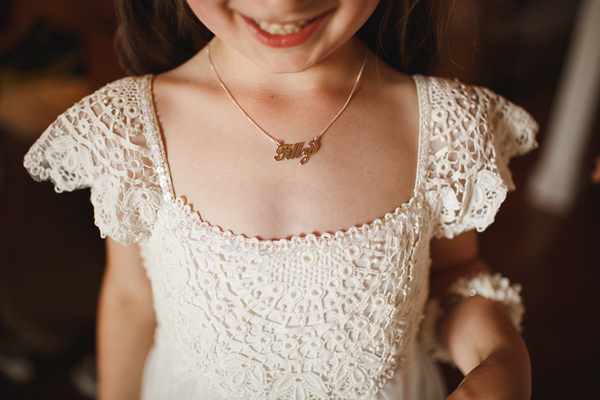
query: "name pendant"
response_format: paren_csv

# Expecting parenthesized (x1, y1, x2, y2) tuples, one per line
(274, 138, 319, 165)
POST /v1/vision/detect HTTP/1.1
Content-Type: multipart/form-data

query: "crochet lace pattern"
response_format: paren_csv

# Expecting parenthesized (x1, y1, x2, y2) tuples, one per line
(24, 75, 537, 399)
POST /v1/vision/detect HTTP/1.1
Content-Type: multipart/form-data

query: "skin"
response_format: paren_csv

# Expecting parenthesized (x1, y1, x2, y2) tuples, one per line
(97, 0, 531, 398)
(98, 239, 155, 400)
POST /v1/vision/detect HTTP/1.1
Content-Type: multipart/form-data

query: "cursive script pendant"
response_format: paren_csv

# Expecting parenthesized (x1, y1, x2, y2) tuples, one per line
(274, 138, 319, 165)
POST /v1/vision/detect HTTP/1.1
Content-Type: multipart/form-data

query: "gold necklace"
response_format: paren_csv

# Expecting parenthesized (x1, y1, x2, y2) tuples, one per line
(207, 45, 367, 165)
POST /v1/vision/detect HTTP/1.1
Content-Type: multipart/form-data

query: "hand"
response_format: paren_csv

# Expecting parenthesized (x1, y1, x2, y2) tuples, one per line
(445, 349, 531, 400)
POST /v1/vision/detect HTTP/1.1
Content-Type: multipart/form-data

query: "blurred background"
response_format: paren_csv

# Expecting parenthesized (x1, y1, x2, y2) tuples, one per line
(0, 0, 598, 398)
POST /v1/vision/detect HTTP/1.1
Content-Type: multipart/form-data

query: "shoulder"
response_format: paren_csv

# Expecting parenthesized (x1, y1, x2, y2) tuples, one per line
(417, 75, 508, 120)
(75, 75, 151, 122)
(24, 75, 154, 183)
(418, 75, 538, 163)
(418, 76, 538, 238)
(418, 75, 495, 99)
(92, 75, 149, 97)
(62, 75, 150, 109)
(418, 76, 537, 140)
(24, 74, 163, 244)
(31, 75, 154, 150)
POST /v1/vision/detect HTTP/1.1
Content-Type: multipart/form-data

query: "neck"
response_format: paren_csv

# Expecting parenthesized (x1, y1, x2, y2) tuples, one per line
(202, 36, 369, 95)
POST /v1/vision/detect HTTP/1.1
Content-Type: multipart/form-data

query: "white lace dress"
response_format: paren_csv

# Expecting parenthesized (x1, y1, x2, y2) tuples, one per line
(23, 75, 537, 400)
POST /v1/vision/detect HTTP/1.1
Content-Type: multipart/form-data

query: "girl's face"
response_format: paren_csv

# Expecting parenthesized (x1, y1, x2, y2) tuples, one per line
(187, 0, 380, 73)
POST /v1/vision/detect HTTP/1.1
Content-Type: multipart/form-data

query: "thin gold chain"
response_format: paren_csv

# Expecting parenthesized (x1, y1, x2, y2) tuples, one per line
(206, 44, 367, 146)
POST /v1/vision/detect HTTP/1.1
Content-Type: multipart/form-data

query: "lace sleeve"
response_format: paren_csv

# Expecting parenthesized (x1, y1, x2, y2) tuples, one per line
(23, 77, 162, 244)
(23, 101, 100, 192)
(423, 78, 538, 239)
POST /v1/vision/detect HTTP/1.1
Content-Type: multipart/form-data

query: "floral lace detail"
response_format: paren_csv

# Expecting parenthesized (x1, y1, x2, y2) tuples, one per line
(23, 77, 162, 244)
(422, 78, 538, 239)
(23, 75, 537, 399)
(140, 197, 431, 399)
(134, 75, 434, 399)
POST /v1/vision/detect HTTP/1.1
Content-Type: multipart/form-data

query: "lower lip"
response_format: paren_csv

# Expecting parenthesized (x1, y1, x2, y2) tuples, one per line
(242, 14, 327, 48)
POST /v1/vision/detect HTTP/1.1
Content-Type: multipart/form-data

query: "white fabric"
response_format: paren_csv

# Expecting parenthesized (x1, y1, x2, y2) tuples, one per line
(24, 75, 537, 400)
(141, 342, 446, 400)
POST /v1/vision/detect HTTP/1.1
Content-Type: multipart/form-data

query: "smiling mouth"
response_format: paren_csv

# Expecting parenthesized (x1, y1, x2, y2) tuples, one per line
(241, 11, 329, 48)
(252, 17, 316, 35)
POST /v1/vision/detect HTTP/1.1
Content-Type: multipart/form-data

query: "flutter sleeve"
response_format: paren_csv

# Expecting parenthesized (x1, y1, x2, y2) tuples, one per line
(423, 78, 538, 239)
(23, 77, 162, 245)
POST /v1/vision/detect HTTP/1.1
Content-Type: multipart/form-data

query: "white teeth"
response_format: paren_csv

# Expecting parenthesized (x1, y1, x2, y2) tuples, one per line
(254, 19, 310, 35)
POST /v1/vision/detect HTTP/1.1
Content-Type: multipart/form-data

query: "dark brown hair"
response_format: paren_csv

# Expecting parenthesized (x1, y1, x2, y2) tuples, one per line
(114, 0, 452, 75)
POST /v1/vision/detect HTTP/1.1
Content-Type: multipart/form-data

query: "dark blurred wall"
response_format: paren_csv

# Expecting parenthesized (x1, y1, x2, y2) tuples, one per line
(0, 0, 121, 397)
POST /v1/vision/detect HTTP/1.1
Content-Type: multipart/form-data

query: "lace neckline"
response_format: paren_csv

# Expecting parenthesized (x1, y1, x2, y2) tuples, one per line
(138, 74, 431, 245)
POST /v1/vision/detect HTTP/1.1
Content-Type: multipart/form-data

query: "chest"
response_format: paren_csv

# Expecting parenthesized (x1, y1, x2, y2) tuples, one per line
(138, 190, 432, 399)
(152, 77, 421, 240)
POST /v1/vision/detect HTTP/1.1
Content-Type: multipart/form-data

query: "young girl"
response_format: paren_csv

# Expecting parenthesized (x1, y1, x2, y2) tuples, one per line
(24, 0, 537, 399)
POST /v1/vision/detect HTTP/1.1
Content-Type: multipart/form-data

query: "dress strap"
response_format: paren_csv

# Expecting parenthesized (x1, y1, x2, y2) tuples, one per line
(140, 75, 176, 209)
(413, 75, 431, 197)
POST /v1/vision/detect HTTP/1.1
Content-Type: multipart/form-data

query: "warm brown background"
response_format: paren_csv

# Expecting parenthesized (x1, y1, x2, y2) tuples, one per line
(0, 0, 598, 398)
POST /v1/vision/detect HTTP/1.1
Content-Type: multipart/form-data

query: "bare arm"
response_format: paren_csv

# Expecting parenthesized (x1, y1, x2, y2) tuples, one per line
(430, 231, 531, 400)
(97, 238, 156, 400)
